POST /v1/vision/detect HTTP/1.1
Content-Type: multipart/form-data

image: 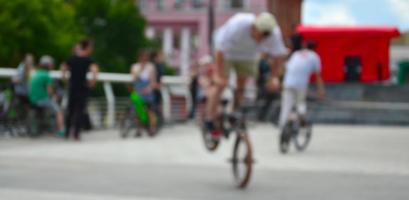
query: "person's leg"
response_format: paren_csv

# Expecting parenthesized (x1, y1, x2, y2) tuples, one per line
(148, 109, 157, 133)
(258, 91, 277, 121)
(189, 82, 198, 119)
(37, 99, 64, 136)
(295, 88, 308, 125)
(65, 95, 75, 139)
(278, 88, 295, 130)
(73, 96, 87, 140)
(50, 100, 65, 133)
(234, 76, 248, 112)
(204, 85, 219, 121)
(205, 62, 229, 123)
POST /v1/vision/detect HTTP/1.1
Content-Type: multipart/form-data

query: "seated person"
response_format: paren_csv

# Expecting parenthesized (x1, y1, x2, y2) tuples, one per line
(197, 55, 217, 100)
(28, 55, 65, 137)
(130, 50, 158, 133)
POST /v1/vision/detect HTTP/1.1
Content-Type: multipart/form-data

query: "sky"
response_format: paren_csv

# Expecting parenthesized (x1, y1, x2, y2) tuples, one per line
(302, 0, 409, 32)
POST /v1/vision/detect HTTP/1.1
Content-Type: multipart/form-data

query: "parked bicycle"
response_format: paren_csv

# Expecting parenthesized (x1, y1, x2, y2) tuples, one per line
(0, 83, 29, 137)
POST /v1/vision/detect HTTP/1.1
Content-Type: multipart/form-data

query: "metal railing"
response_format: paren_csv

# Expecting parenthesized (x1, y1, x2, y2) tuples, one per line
(0, 68, 191, 128)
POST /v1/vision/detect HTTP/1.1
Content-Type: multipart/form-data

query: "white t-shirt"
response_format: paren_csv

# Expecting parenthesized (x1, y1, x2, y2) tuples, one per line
(283, 49, 321, 90)
(214, 13, 288, 61)
(131, 62, 155, 82)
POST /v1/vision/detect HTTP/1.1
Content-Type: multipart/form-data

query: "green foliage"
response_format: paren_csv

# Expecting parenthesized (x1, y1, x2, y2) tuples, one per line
(163, 64, 178, 76)
(0, 0, 148, 74)
(0, 0, 81, 66)
(0, 0, 151, 96)
(68, 0, 148, 74)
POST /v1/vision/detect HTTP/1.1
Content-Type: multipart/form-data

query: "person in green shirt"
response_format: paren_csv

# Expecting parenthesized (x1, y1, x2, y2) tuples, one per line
(29, 55, 65, 137)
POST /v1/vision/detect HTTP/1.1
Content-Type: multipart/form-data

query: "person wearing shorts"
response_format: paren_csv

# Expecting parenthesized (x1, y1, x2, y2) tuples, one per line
(29, 55, 65, 137)
(206, 12, 288, 139)
(131, 50, 158, 133)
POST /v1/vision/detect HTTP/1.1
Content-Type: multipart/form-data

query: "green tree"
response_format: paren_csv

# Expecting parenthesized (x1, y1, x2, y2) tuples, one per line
(68, 0, 148, 73)
(0, 0, 82, 66)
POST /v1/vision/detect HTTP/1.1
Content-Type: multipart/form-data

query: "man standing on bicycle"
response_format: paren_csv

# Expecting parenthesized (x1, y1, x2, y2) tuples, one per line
(278, 41, 325, 131)
(205, 12, 288, 139)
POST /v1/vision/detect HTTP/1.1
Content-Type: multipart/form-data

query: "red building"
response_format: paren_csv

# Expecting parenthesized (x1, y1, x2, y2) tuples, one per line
(297, 26, 400, 83)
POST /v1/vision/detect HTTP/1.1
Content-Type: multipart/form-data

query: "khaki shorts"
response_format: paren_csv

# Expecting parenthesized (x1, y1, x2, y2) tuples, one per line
(224, 60, 257, 78)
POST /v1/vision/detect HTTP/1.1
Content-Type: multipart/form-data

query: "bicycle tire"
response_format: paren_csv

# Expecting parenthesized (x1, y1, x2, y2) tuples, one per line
(232, 132, 253, 189)
(279, 124, 292, 154)
(119, 107, 134, 139)
(201, 125, 220, 152)
(294, 123, 312, 152)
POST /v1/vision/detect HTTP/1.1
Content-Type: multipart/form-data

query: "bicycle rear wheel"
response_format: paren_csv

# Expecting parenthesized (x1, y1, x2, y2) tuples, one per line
(294, 123, 312, 152)
(201, 125, 220, 151)
(232, 132, 253, 189)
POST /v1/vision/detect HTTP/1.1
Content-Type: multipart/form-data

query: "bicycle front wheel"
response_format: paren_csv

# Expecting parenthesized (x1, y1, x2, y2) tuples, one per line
(119, 105, 135, 138)
(279, 123, 292, 154)
(232, 132, 253, 189)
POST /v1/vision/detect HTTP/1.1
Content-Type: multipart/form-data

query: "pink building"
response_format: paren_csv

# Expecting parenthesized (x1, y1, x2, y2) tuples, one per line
(139, 0, 267, 75)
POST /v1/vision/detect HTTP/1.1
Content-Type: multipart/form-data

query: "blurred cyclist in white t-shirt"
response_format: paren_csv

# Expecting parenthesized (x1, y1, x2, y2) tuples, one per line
(278, 41, 326, 130)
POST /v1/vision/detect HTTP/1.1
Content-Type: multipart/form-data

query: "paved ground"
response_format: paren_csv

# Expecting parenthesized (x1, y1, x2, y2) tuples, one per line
(0, 123, 408, 200)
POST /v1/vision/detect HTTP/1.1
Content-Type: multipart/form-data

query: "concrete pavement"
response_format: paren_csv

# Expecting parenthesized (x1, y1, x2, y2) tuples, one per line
(0, 124, 408, 200)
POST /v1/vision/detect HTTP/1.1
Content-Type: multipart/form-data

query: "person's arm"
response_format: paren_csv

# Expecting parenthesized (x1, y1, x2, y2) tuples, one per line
(314, 54, 325, 100)
(264, 27, 289, 92)
(60, 62, 68, 82)
(214, 50, 227, 87)
(131, 64, 141, 81)
(89, 63, 99, 89)
(316, 73, 325, 100)
(47, 75, 55, 97)
(266, 56, 285, 92)
(149, 65, 158, 92)
(47, 85, 54, 97)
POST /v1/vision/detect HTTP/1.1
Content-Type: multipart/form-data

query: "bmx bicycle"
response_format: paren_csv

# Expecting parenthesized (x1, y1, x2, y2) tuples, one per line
(279, 94, 323, 154)
(200, 97, 254, 189)
(279, 107, 313, 154)
(119, 91, 160, 138)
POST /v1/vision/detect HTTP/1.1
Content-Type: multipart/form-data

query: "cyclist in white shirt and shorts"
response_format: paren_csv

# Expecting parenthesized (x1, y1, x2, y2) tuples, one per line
(205, 12, 288, 139)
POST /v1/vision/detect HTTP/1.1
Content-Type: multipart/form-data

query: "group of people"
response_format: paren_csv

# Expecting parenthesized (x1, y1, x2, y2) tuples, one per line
(188, 12, 326, 140)
(13, 40, 98, 140)
(12, 11, 325, 141)
(12, 40, 166, 140)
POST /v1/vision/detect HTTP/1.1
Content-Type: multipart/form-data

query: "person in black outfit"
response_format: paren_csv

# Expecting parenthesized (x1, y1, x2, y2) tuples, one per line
(188, 63, 199, 119)
(62, 40, 99, 141)
(256, 53, 281, 122)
